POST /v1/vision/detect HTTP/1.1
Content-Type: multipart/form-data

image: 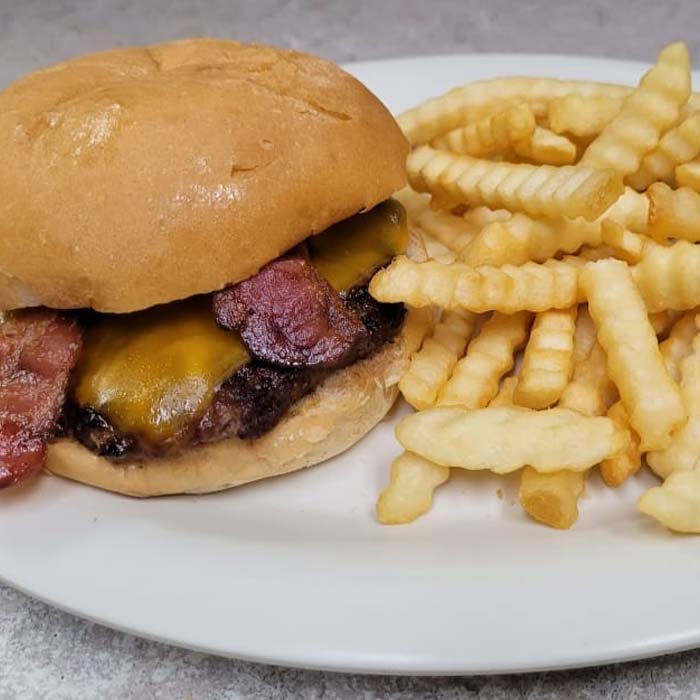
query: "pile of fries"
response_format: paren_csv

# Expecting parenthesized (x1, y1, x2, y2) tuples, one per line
(371, 42, 700, 533)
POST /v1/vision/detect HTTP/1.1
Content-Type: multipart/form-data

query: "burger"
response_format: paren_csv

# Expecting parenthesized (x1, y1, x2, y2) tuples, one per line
(0, 38, 421, 496)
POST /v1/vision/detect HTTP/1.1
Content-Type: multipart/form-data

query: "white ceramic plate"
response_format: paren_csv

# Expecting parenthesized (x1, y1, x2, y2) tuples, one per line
(2, 53, 700, 676)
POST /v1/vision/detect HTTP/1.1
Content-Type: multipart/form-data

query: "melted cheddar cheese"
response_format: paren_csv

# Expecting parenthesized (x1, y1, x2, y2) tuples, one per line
(73, 298, 249, 444)
(309, 199, 408, 291)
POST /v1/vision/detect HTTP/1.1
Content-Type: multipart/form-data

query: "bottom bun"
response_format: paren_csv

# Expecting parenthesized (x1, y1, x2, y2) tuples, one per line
(45, 309, 430, 497)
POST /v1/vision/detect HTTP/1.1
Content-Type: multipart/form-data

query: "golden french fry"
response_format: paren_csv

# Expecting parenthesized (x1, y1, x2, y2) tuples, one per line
(417, 207, 479, 252)
(627, 112, 700, 190)
(580, 43, 691, 175)
(488, 375, 519, 407)
(648, 326, 700, 479)
(599, 400, 642, 487)
(376, 452, 450, 525)
(433, 102, 536, 156)
(675, 158, 700, 191)
(581, 259, 685, 450)
(369, 256, 582, 314)
(519, 467, 585, 529)
(577, 245, 616, 261)
(599, 220, 646, 264)
(513, 307, 577, 409)
(519, 307, 610, 529)
(632, 240, 700, 312)
(548, 94, 623, 138)
(393, 187, 431, 220)
(462, 206, 511, 228)
(494, 187, 649, 266)
(396, 406, 629, 474)
(401, 306, 436, 361)
(407, 146, 624, 222)
(459, 213, 602, 267)
(647, 183, 700, 242)
(559, 341, 616, 417)
(649, 310, 682, 337)
(421, 235, 456, 263)
(660, 311, 698, 381)
(438, 312, 530, 407)
(513, 126, 577, 165)
(571, 306, 597, 363)
(602, 187, 649, 234)
(399, 309, 478, 410)
(638, 469, 700, 533)
(399, 77, 632, 147)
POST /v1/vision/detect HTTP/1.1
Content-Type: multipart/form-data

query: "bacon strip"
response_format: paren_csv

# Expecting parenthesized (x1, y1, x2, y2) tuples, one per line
(214, 251, 368, 368)
(0, 310, 82, 488)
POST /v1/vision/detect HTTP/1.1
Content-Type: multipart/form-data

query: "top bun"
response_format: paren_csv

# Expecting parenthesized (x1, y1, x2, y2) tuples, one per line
(0, 38, 407, 312)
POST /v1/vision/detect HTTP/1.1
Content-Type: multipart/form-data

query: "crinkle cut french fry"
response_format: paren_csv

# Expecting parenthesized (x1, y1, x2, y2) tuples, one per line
(407, 146, 624, 222)
(599, 400, 642, 487)
(459, 213, 603, 267)
(438, 311, 530, 408)
(417, 208, 478, 253)
(571, 306, 597, 363)
(675, 158, 700, 192)
(401, 307, 437, 363)
(399, 309, 478, 410)
(559, 341, 616, 417)
(599, 220, 646, 264)
(397, 406, 629, 474)
(488, 375, 519, 407)
(581, 259, 685, 450)
(432, 102, 536, 157)
(602, 187, 649, 234)
(369, 256, 582, 314)
(578, 245, 617, 262)
(393, 187, 431, 220)
(421, 234, 456, 263)
(519, 467, 585, 529)
(638, 470, 700, 534)
(513, 307, 577, 409)
(462, 206, 511, 228)
(627, 112, 700, 190)
(548, 94, 623, 138)
(376, 452, 450, 525)
(648, 326, 700, 479)
(632, 240, 700, 312)
(518, 307, 607, 530)
(580, 43, 691, 175)
(660, 311, 698, 381)
(513, 126, 577, 166)
(647, 183, 700, 242)
(649, 310, 682, 338)
(399, 76, 633, 147)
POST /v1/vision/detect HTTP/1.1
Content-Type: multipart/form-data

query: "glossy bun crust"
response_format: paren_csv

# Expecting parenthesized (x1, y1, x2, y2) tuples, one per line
(0, 38, 408, 312)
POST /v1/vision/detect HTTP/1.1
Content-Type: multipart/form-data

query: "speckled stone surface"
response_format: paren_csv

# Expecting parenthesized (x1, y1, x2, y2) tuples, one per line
(3, 1, 700, 698)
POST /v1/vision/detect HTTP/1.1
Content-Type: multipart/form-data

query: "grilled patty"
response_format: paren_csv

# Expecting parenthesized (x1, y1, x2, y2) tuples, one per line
(69, 285, 404, 460)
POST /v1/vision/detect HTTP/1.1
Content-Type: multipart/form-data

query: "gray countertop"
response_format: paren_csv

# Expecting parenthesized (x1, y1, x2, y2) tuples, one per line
(2, 1, 700, 698)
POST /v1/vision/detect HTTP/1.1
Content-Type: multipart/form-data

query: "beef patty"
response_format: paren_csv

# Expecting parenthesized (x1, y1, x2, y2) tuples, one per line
(69, 285, 404, 460)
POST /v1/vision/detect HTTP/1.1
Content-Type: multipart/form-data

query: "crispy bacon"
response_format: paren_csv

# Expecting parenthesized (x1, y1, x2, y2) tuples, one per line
(0, 310, 82, 488)
(213, 250, 368, 368)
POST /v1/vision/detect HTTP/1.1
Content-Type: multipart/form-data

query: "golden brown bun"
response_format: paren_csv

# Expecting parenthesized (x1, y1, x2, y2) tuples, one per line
(45, 308, 430, 496)
(0, 38, 407, 312)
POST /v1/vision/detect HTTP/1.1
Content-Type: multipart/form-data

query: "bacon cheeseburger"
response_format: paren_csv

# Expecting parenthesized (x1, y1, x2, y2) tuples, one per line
(0, 38, 420, 496)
